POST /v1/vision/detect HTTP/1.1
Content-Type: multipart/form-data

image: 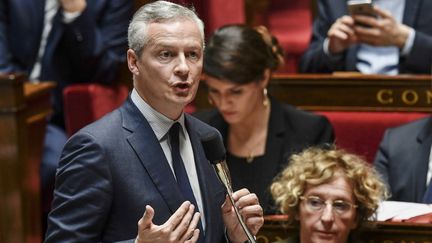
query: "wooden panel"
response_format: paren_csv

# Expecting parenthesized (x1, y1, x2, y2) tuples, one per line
(195, 73, 432, 112)
(258, 216, 432, 243)
(0, 74, 54, 243)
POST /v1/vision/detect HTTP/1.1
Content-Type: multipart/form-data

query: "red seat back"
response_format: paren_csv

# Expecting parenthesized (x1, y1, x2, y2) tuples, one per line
(170, 0, 245, 37)
(63, 84, 197, 136)
(260, 0, 312, 73)
(315, 111, 429, 163)
(63, 84, 129, 136)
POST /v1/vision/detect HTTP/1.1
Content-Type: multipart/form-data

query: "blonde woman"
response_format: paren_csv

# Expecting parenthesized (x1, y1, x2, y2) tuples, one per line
(271, 147, 388, 243)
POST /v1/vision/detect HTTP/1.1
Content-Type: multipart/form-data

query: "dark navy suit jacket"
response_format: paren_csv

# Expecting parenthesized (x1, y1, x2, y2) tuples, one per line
(300, 0, 432, 74)
(374, 116, 432, 202)
(45, 97, 227, 242)
(0, 0, 132, 127)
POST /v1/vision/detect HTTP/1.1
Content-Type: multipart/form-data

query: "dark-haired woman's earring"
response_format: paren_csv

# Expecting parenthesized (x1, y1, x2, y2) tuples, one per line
(208, 96, 214, 106)
(263, 88, 269, 107)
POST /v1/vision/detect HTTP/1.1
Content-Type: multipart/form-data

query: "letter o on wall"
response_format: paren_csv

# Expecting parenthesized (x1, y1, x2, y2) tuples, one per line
(401, 90, 419, 105)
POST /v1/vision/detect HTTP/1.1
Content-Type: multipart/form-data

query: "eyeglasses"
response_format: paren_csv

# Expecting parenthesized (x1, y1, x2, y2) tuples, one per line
(299, 196, 358, 215)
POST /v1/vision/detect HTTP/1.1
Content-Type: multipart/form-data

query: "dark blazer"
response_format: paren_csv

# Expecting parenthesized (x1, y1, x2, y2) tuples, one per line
(374, 116, 432, 202)
(45, 97, 227, 242)
(194, 98, 335, 214)
(299, 0, 432, 74)
(0, 0, 132, 128)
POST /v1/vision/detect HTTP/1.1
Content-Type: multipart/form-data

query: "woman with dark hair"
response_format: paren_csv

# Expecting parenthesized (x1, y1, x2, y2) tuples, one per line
(194, 24, 335, 214)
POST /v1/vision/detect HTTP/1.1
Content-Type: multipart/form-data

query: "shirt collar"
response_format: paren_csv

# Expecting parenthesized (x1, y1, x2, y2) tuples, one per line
(131, 88, 186, 141)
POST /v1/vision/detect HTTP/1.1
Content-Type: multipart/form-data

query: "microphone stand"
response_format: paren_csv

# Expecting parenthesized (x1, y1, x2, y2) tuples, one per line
(214, 161, 256, 243)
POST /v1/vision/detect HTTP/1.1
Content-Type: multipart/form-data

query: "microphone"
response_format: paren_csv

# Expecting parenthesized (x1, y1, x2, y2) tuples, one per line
(201, 130, 256, 243)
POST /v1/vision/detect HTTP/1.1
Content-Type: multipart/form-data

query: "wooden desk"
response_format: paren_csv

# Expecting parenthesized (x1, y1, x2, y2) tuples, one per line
(0, 74, 54, 243)
(195, 74, 432, 112)
(259, 215, 432, 243)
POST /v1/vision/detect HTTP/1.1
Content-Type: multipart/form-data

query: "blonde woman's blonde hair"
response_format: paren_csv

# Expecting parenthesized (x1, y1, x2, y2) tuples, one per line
(271, 147, 388, 224)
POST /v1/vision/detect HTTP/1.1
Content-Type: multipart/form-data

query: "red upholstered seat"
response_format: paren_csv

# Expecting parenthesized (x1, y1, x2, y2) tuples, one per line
(315, 111, 429, 163)
(63, 83, 197, 137)
(63, 84, 129, 136)
(170, 0, 245, 37)
(264, 0, 312, 73)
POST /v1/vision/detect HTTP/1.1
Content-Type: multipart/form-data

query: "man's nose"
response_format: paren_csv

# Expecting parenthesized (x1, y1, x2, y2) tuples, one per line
(174, 54, 190, 77)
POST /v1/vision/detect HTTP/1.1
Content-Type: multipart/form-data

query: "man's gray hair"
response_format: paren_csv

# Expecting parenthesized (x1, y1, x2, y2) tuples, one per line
(128, 1, 205, 56)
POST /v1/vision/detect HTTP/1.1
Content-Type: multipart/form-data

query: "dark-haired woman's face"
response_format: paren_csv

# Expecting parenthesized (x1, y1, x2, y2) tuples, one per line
(205, 76, 263, 125)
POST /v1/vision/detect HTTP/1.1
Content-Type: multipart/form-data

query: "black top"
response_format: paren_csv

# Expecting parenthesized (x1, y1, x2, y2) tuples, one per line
(194, 97, 335, 214)
(227, 152, 276, 213)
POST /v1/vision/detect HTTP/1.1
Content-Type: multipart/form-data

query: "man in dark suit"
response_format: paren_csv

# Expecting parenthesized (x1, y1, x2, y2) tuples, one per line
(0, 0, 132, 221)
(300, 0, 432, 74)
(45, 1, 264, 242)
(374, 116, 432, 203)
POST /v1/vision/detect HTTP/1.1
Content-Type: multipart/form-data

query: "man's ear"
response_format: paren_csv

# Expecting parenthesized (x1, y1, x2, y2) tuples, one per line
(127, 49, 140, 76)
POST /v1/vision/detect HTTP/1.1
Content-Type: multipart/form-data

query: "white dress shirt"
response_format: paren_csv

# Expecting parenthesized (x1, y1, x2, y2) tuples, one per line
(131, 89, 206, 229)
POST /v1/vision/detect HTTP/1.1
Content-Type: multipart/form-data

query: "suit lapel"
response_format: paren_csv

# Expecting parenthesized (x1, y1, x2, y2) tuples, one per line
(122, 98, 185, 214)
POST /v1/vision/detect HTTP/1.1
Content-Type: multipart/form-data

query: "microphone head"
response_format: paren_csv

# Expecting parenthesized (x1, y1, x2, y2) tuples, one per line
(201, 129, 226, 164)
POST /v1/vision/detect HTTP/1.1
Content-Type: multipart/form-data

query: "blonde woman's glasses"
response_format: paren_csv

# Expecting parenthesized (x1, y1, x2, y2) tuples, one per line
(300, 196, 358, 215)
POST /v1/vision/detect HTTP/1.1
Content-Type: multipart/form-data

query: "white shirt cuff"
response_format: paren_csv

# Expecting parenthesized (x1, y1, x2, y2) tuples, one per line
(400, 27, 415, 57)
(62, 10, 82, 24)
(323, 37, 331, 56)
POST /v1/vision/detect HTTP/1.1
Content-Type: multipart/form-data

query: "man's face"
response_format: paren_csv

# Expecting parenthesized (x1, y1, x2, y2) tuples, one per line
(128, 19, 203, 119)
(298, 177, 358, 243)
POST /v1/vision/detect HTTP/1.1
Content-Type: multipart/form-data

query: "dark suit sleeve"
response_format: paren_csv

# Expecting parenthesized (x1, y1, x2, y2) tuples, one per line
(45, 132, 113, 242)
(402, 31, 432, 74)
(61, 0, 132, 84)
(373, 129, 391, 186)
(316, 116, 335, 145)
(299, 0, 347, 73)
(398, 0, 432, 74)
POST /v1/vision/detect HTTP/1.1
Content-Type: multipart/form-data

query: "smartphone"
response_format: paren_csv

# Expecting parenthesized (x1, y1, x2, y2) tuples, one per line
(347, 0, 376, 27)
(347, 0, 376, 18)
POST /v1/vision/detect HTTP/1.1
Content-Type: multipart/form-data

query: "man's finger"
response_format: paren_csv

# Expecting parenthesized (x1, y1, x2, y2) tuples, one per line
(221, 195, 233, 214)
(373, 5, 392, 19)
(172, 204, 196, 239)
(165, 201, 191, 229)
(138, 205, 155, 230)
(185, 229, 200, 243)
(181, 212, 201, 242)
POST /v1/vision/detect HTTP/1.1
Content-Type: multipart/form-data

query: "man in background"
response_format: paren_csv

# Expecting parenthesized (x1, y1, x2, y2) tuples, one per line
(300, 0, 432, 74)
(374, 116, 432, 203)
(45, 1, 263, 242)
(0, 0, 133, 226)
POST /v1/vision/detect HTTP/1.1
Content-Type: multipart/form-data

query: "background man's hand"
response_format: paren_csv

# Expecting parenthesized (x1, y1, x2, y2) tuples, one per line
(59, 0, 87, 12)
(222, 189, 264, 243)
(327, 15, 358, 54)
(353, 6, 410, 48)
(135, 201, 201, 243)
